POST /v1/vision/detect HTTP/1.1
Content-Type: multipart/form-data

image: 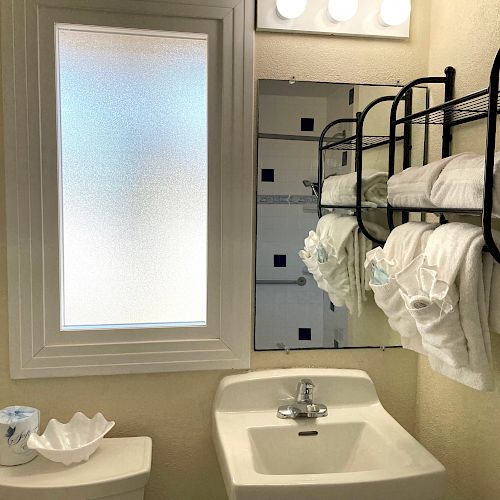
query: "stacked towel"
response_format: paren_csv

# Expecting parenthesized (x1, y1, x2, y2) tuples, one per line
(388, 151, 500, 214)
(364, 222, 436, 354)
(431, 152, 500, 215)
(321, 170, 388, 208)
(299, 213, 388, 316)
(387, 153, 469, 208)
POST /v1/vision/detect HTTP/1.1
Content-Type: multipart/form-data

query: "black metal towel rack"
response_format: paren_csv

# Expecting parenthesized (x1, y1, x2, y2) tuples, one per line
(387, 48, 500, 263)
(317, 93, 412, 245)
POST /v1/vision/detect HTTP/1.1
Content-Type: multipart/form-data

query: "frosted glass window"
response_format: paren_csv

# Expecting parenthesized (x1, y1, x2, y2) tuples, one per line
(56, 25, 208, 330)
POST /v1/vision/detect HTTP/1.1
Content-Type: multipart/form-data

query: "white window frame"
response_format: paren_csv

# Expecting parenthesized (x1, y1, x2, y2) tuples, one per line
(1, 0, 254, 378)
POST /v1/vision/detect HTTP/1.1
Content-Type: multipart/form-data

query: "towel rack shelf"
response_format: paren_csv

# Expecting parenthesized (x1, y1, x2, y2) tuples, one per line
(321, 204, 388, 210)
(387, 48, 500, 263)
(389, 206, 482, 215)
(320, 134, 404, 151)
(317, 93, 413, 245)
(395, 88, 500, 127)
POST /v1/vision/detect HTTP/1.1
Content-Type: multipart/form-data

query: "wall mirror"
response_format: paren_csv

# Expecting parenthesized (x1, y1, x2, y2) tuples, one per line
(254, 80, 428, 351)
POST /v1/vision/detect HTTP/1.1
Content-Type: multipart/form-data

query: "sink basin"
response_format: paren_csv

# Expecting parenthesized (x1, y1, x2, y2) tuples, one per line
(213, 369, 446, 500)
(249, 421, 410, 475)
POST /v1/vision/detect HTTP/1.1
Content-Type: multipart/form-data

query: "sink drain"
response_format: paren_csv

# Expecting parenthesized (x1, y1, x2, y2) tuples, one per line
(298, 431, 318, 437)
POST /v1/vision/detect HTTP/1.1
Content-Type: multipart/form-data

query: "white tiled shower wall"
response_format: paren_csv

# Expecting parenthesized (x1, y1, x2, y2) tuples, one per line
(255, 89, 352, 350)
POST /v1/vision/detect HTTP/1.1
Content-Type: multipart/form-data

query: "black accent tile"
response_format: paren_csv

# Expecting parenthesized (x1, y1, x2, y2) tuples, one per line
(349, 88, 355, 105)
(298, 328, 312, 341)
(342, 151, 348, 166)
(273, 254, 286, 267)
(261, 168, 274, 182)
(301, 117, 315, 132)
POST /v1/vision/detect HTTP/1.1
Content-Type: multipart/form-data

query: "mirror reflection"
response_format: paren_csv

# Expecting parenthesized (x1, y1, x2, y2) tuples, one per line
(255, 80, 428, 351)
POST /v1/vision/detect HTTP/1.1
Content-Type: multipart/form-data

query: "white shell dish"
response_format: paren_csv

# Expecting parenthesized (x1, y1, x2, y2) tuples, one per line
(27, 412, 115, 466)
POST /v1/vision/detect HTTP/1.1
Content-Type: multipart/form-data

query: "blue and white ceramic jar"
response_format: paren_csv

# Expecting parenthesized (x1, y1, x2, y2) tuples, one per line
(0, 406, 39, 466)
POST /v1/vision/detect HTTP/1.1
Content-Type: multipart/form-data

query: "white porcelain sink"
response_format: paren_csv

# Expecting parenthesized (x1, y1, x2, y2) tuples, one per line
(213, 369, 446, 500)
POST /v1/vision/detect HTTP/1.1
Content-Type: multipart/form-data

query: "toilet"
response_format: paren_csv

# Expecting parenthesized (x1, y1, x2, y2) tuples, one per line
(0, 437, 152, 500)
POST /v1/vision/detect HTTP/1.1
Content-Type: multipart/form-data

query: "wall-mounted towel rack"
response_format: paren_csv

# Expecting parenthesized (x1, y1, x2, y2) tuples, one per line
(317, 93, 413, 244)
(387, 48, 500, 263)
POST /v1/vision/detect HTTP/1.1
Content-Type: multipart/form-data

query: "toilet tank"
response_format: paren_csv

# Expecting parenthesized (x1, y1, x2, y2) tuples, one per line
(0, 437, 152, 500)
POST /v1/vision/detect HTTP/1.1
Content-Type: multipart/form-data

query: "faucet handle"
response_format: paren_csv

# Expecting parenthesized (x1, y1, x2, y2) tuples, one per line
(296, 378, 315, 404)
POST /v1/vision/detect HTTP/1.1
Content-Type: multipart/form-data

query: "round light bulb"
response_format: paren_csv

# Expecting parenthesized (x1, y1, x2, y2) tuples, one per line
(328, 0, 359, 23)
(379, 0, 411, 27)
(276, 0, 307, 20)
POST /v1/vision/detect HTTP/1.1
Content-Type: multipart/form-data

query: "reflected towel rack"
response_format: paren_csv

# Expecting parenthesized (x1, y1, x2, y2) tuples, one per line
(256, 277, 307, 286)
(317, 93, 413, 245)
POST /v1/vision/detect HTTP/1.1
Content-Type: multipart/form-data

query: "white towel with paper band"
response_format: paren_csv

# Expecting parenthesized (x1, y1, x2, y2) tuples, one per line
(321, 170, 388, 208)
(430, 151, 500, 215)
(398, 223, 494, 391)
(364, 222, 436, 353)
(299, 213, 388, 316)
(396, 254, 468, 367)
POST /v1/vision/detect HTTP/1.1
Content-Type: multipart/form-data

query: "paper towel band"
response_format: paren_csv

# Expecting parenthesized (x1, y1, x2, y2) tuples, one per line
(0, 406, 38, 424)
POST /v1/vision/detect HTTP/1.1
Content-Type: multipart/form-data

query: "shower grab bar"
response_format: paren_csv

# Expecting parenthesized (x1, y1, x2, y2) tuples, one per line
(256, 277, 307, 286)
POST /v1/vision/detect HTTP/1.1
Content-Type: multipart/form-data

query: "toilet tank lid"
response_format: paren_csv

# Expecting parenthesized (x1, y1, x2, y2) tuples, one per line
(0, 437, 152, 491)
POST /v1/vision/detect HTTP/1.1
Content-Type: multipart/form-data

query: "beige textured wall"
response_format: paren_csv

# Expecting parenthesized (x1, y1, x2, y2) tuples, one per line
(255, 0, 431, 85)
(0, 1, 434, 500)
(415, 338, 500, 500)
(415, 3, 500, 500)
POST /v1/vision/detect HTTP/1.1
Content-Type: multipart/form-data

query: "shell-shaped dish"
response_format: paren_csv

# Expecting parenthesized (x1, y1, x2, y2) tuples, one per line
(27, 412, 115, 465)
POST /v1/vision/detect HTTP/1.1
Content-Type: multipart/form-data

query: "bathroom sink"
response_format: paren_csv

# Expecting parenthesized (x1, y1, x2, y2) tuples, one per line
(213, 369, 446, 500)
(249, 421, 409, 475)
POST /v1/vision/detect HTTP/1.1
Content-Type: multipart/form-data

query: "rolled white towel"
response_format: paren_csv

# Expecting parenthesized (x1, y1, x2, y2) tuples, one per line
(321, 170, 387, 207)
(299, 214, 358, 311)
(430, 151, 500, 215)
(487, 230, 500, 334)
(387, 154, 467, 208)
(299, 231, 332, 295)
(364, 222, 436, 353)
(396, 254, 469, 368)
(401, 223, 494, 391)
(300, 213, 388, 315)
(490, 264, 500, 334)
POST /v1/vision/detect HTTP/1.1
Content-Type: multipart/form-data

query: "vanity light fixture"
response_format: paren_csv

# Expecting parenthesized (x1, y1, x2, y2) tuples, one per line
(276, 0, 307, 20)
(379, 0, 411, 27)
(259, 0, 411, 38)
(327, 0, 359, 23)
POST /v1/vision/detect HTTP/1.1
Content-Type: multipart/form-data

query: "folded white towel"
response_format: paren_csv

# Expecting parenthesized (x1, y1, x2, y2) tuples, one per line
(300, 213, 388, 315)
(398, 223, 494, 391)
(321, 170, 388, 208)
(364, 222, 436, 353)
(299, 231, 332, 296)
(489, 263, 500, 334)
(387, 154, 468, 208)
(430, 152, 500, 215)
(486, 230, 500, 334)
(396, 254, 468, 367)
(317, 213, 359, 311)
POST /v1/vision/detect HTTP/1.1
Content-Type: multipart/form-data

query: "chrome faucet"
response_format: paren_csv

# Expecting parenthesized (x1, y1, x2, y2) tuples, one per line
(277, 378, 328, 419)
